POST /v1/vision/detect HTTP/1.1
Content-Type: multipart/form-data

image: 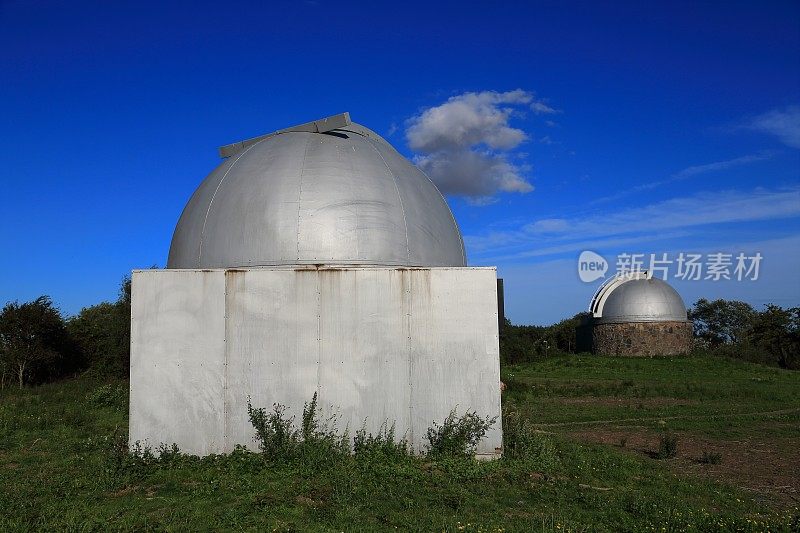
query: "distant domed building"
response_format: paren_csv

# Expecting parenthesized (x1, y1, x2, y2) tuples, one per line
(577, 272, 693, 356)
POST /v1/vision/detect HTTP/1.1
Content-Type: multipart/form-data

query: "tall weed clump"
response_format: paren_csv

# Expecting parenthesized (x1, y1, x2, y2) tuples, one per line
(425, 408, 497, 458)
(247, 393, 349, 463)
(353, 421, 409, 460)
(501, 408, 560, 471)
(657, 433, 678, 459)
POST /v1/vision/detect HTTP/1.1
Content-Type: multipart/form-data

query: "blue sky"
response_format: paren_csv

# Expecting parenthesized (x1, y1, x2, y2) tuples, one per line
(1, 1, 798, 324)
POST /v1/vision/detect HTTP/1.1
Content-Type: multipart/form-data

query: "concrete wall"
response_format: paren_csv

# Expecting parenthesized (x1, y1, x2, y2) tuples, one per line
(130, 267, 502, 458)
(592, 320, 693, 356)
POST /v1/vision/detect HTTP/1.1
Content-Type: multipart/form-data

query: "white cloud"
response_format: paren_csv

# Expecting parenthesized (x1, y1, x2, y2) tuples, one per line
(414, 150, 532, 197)
(406, 90, 531, 152)
(525, 187, 800, 238)
(671, 152, 774, 179)
(743, 105, 800, 148)
(592, 151, 775, 204)
(466, 187, 800, 259)
(405, 90, 550, 201)
(531, 101, 560, 115)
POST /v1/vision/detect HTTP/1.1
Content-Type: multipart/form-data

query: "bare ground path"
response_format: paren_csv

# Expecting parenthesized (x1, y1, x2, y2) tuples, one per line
(530, 407, 800, 428)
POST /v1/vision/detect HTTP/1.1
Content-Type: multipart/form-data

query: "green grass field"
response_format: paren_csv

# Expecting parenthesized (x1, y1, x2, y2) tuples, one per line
(1, 355, 798, 531)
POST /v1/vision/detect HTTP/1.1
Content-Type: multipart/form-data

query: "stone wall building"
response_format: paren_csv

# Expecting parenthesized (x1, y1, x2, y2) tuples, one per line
(580, 272, 693, 356)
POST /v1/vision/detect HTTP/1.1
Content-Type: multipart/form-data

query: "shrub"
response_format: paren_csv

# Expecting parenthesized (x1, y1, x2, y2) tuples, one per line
(296, 393, 350, 462)
(501, 409, 560, 470)
(86, 383, 127, 407)
(656, 433, 678, 459)
(425, 408, 497, 458)
(353, 421, 409, 459)
(700, 451, 722, 464)
(247, 399, 300, 459)
(247, 393, 349, 462)
(102, 424, 183, 487)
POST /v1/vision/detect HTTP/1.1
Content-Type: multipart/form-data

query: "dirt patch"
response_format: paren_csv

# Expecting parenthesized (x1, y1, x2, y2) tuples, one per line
(109, 485, 138, 497)
(568, 425, 799, 508)
(557, 396, 698, 408)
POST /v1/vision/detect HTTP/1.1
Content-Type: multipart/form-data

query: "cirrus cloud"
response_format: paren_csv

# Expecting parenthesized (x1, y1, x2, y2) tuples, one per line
(740, 105, 800, 149)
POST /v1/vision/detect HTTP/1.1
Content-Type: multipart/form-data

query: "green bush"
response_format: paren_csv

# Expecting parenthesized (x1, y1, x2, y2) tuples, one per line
(246, 399, 301, 459)
(656, 433, 678, 459)
(86, 383, 127, 408)
(501, 409, 560, 470)
(700, 451, 722, 465)
(353, 421, 409, 459)
(246, 393, 349, 463)
(425, 408, 497, 458)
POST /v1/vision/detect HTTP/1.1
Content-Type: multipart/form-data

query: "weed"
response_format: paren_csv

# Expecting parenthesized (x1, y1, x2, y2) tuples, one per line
(656, 433, 678, 459)
(247, 398, 300, 459)
(426, 409, 497, 458)
(353, 421, 409, 459)
(247, 393, 350, 464)
(86, 383, 126, 407)
(700, 451, 723, 465)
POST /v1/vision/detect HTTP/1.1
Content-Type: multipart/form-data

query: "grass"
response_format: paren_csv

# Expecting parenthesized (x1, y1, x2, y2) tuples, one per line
(0, 355, 798, 531)
(502, 354, 800, 437)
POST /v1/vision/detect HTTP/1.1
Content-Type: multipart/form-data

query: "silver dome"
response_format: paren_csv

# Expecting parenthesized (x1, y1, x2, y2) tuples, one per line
(167, 114, 466, 269)
(592, 274, 687, 323)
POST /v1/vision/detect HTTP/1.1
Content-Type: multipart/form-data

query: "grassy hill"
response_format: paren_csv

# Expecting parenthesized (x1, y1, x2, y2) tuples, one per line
(1, 355, 798, 531)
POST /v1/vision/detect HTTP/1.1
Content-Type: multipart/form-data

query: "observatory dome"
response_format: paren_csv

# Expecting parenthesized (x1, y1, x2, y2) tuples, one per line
(591, 274, 687, 324)
(167, 113, 466, 269)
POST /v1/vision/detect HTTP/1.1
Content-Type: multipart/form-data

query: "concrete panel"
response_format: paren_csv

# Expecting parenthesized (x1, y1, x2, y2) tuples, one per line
(408, 269, 502, 457)
(223, 269, 320, 450)
(129, 270, 226, 456)
(317, 269, 412, 441)
(130, 267, 502, 457)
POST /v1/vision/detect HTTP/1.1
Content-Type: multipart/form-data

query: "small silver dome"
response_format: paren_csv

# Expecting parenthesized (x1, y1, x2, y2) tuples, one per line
(167, 114, 465, 269)
(591, 274, 687, 323)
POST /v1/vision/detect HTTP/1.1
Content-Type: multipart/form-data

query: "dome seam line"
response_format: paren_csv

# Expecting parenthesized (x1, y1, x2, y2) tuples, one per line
(295, 135, 312, 262)
(363, 137, 411, 265)
(197, 139, 265, 266)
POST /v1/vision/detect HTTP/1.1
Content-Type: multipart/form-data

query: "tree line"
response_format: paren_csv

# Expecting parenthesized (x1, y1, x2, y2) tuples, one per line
(689, 298, 799, 370)
(0, 277, 131, 388)
(500, 299, 799, 370)
(1, 284, 798, 388)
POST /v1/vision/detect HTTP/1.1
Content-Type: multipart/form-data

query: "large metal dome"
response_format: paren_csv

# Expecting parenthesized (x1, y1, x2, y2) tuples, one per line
(590, 272, 687, 324)
(167, 113, 466, 269)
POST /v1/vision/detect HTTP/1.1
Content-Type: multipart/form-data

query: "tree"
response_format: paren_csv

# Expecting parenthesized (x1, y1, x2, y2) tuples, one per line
(748, 304, 800, 370)
(0, 296, 72, 388)
(688, 298, 757, 346)
(67, 275, 131, 376)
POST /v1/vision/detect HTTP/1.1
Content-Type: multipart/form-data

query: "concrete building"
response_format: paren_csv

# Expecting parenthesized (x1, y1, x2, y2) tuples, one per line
(129, 113, 503, 457)
(577, 271, 693, 356)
